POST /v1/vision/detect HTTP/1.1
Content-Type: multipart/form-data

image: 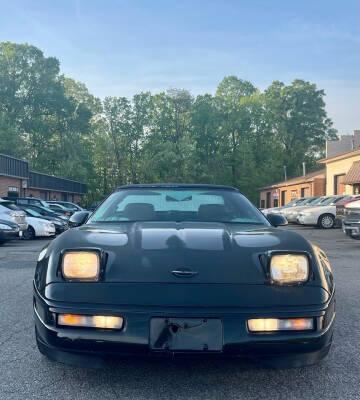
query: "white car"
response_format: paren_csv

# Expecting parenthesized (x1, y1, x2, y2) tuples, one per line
(261, 198, 305, 216)
(23, 216, 56, 240)
(282, 196, 326, 223)
(297, 196, 350, 229)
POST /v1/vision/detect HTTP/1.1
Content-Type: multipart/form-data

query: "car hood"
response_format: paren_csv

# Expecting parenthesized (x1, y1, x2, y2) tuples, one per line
(0, 219, 18, 228)
(46, 221, 318, 285)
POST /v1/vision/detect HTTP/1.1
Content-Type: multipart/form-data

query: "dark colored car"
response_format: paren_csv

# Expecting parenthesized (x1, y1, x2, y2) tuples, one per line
(46, 201, 84, 212)
(335, 196, 360, 226)
(33, 184, 335, 368)
(18, 206, 68, 235)
(0, 219, 20, 245)
(47, 203, 73, 217)
(342, 202, 360, 239)
(5, 196, 50, 208)
(19, 204, 69, 222)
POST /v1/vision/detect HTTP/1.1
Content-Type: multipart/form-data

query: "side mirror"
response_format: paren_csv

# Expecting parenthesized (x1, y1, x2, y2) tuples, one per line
(68, 211, 90, 228)
(267, 213, 288, 227)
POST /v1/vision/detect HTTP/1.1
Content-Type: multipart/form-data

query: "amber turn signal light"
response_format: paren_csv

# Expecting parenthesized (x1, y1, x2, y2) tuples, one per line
(248, 318, 314, 332)
(58, 314, 124, 329)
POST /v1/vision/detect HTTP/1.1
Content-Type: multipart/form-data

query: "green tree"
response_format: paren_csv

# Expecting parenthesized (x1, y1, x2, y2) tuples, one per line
(265, 79, 337, 177)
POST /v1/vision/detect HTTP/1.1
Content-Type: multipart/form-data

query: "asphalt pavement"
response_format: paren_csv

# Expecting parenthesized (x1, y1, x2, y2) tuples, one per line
(0, 226, 360, 400)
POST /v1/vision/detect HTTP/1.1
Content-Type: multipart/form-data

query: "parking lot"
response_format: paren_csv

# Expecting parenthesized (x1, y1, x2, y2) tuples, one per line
(1, 225, 360, 400)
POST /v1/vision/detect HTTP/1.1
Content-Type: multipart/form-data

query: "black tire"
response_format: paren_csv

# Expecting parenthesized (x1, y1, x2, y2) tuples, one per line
(318, 214, 335, 229)
(23, 225, 35, 240)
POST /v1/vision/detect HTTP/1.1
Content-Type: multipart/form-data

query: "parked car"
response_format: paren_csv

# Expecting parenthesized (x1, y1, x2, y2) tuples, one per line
(282, 196, 325, 223)
(5, 196, 50, 208)
(19, 206, 68, 235)
(0, 199, 28, 232)
(297, 196, 349, 229)
(19, 204, 69, 222)
(261, 198, 304, 215)
(46, 201, 84, 212)
(47, 203, 73, 217)
(0, 219, 20, 245)
(342, 200, 360, 239)
(23, 216, 56, 240)
(335, 195, 360, 226)
(34, 183, 334, 368)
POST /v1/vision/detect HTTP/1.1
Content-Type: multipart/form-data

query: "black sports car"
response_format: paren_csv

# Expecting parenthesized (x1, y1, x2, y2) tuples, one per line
(33, 184, 335, 368)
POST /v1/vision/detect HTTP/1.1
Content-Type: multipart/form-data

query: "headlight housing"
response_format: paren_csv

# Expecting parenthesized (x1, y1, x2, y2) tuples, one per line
(270, 253, 309, 284)
(62, 251, 100, 281)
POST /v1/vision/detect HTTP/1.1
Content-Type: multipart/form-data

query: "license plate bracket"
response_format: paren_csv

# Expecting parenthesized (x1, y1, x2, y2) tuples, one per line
(150, 317, 223, 351)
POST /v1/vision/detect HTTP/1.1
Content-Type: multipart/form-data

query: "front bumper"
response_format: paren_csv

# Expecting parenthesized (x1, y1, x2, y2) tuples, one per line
(33, 283, 335, 368)
(54, 225, 68, 234)
(285, 214, 299, 223)
(17, 222, 28, 231)
(37, 225, 56, 237)
(342, 221, 360, 239)
(0, 228, 19, 242)
(297, 215, 317, 225)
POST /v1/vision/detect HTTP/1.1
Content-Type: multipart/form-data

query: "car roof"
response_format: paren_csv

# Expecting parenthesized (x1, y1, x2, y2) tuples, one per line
(0, 199, 14, 203)
(117, 183, 239, 191)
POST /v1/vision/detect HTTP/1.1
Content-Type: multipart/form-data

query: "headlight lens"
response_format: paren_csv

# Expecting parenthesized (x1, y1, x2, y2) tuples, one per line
(270, 254, 309, 284)
(62, 251, 100, 281)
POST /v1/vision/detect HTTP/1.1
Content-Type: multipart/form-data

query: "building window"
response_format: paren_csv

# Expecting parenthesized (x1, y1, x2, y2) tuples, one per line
(281, 190, 287, 206)
(301, 187, 310, 197)
(334, 174, 346, 195)
(7, 186, 19, 197)
(353, 184, 360, 195)
(39, 190, 48, 200)
(273, 199, 278, 207)
(260, 200, 265, 209)
(266, 192, 271, 208)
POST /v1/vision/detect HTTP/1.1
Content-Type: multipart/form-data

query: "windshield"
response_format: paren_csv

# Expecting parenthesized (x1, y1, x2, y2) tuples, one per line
(0, 202, 22, 211)
(318, 197, 337, 205)
(38, 206, 56, 215)
(50, 204, 65, 210)
(283, 199, 299, 207)
(60, 202, 79, 210)
(321, 196, 347, 206)
(306, 197, 324, 206)
(24, 208, 42, 217)
(296, 198, 314, 206)
(89, 189, 270, 225)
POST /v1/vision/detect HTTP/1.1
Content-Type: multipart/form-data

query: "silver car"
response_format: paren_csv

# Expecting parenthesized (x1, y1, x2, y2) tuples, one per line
(0, 199, 28, 232)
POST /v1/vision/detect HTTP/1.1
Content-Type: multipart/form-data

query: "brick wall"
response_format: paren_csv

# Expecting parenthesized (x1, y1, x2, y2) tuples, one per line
(313, 178, 326, 196)
(259, 179, 326, 208)
(24, 188, 41, 198)
(0, 176, 22, 198)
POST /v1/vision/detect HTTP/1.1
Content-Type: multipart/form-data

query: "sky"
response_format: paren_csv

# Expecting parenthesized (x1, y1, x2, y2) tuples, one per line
(0, 0, 359, 134)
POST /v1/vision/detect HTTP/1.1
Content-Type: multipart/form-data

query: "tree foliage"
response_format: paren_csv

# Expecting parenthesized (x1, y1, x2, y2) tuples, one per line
(0, 42, 337, 205)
